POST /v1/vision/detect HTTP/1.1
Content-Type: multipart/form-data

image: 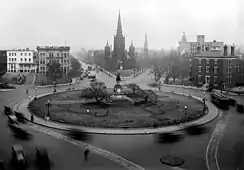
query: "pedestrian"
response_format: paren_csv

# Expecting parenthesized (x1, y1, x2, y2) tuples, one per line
(25, 88, 29, 95)
(84, 146, 90, 161)
(31, 114, 34, 122)
(158, 81, 161, 91)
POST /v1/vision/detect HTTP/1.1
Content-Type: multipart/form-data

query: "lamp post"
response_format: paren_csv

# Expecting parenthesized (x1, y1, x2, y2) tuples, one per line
(184, 105, 187, 116)
(45, 100, 52, 121)
(182, 85, 185, 95)
(239, 87, 241, 95)
(203, 92, 206, 112)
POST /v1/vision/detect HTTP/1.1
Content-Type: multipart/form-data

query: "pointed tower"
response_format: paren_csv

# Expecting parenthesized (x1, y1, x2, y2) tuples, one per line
(113, 10, 126, 69)
(104, 40, 111, 58)
(178, 32, 189, 56)
(144, 33, 148, 54)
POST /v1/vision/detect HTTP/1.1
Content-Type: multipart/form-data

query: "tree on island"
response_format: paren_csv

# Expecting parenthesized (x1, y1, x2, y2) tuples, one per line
(81, 81, 108, 104)
(0, 61, 6, 81)
(46, 61, 62, 81)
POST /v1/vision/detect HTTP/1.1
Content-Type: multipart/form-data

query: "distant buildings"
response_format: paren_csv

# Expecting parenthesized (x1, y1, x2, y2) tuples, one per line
(178, 33, 224, 56)
(191, 45, 244, 89)
(37, 46, 71, 75)
(6, 49, 37, 73)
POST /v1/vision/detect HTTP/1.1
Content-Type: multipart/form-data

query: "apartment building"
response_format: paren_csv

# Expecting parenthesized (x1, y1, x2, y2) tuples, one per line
(178, 33, 224, 55)
(37, 46, 71, 75)
(7, 49, 37, 73)
(191, 45, 244, 89)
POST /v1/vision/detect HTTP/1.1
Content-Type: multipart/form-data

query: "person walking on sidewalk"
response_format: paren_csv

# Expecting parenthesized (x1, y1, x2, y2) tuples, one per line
(158, 81, 161, 91)
(25, 88, 29, 95)
(84, 146, 90, 161)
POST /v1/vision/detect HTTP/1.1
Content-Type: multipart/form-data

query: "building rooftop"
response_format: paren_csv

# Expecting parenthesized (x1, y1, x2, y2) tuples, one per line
(37, 46, 70, 50)
(194, 50, 239, 58)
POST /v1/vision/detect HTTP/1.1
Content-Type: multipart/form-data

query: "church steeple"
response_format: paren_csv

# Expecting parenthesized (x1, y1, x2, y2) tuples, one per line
(116, 10, 123, 36)
(144, 33, 148, 53)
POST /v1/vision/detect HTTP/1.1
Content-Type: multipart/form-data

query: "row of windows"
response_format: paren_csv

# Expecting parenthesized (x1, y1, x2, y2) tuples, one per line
(8, 58, 17, 62)
(198, 59, 236, 65)
(39, 52, 69, 57)
(198, 66, 241, 73)
(198, 66, 219, 73)
(39, 59, 70, 65)
(197, 75, 232, 84)
(9, 53, 32, 56)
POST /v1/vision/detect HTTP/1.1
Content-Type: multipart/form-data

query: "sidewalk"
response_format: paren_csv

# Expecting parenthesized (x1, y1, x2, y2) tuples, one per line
(36, 78, 79, 88)
(14, 90, 219, 135)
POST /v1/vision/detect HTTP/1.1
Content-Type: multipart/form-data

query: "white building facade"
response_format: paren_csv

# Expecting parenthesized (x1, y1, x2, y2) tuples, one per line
(178, 33, 224, 56)
(37, 46, 71, 76)
(7, 49, 37, 73)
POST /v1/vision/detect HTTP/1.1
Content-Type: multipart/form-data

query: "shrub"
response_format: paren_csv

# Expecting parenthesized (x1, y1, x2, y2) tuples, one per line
(160, 155, 184, 166)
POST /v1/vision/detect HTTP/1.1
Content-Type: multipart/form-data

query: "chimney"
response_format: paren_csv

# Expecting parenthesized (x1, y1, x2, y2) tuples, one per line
(224, 45, 228, 56)
(231, 46, 235, 56)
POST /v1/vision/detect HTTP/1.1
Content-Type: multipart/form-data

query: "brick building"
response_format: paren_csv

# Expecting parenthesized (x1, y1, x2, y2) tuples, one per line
(191, 45, 244, 89)
(37, 46, 71, 75)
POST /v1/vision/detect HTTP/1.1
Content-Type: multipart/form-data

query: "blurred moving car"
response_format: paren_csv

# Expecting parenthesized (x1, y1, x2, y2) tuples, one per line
(36, 147, 50, 167)
(11, 144, 27, 168)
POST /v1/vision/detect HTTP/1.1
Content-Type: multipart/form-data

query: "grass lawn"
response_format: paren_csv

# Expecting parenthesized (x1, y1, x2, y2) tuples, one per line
(35, 74, 69, 86)
(166, 78, 193, 86)
(29, 90, 205, 128)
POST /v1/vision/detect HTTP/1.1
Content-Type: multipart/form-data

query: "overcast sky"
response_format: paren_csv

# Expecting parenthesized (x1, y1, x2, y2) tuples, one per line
(0, 0, 243, 52)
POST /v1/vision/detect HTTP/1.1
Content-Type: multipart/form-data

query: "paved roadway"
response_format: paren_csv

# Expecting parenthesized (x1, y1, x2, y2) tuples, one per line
(0, 79, 126, 170)
(3, 70, 241, 170)
(59, 71, 219, 170)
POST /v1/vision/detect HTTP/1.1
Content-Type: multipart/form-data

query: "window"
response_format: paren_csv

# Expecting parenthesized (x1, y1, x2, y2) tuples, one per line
(9, 58, 11, 61)
(206, 59, 210, 65)
(228, 76, 232, 83)
(227, 67, 231, 73)
(237, 66, 240, 72)
(214, 67, 218, 74)
(214, 76, 218, 86)
(21, 53, 23, 56)
(214, 59, 218, 65)
(198, 75, 202, 82)
(206, 66, 210, 73)
(64, 53, 66, 57)
(9, 53, 11, 56)
(198, 59, 202, 65)
(198, 66, 202, 72)
(228, 59, 232, 65)
(43, 53, 45, 56)
(67, 53, 69, 57)
(21, 58, 23, 62)
(29, 58, 31, 62)
(29, 53, 31, 56)
(25, 53, 27, 56)
(25, 58, 27, 62)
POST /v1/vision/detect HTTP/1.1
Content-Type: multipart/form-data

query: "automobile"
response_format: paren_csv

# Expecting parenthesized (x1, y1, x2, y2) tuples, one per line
(8, 115, 19, 124)
(90, 78, 96, 82)
(202, 84, 213, 92)
(36, 147, 50, 167)
(11, 144, 27, 167)
(88, 75, 96, 79)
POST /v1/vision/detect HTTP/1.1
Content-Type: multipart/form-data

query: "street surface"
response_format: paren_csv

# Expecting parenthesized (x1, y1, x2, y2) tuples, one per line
(0, 79, 125, 170)
(1, 70, 244, 170)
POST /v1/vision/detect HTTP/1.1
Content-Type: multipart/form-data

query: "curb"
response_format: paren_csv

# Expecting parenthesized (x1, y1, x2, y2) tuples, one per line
(36, 78, 80, 88)
(0, 88, 15, 92)
(14, 86, 220, 135)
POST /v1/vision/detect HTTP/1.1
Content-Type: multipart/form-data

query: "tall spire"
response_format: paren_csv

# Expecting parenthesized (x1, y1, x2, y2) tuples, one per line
(144, 33, 148, 53)
(116, 10, 123, 36)
(106, 40, 109, 47)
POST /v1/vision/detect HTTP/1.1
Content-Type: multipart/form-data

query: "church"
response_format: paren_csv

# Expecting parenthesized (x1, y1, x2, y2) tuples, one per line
(104, 11, 137, 71)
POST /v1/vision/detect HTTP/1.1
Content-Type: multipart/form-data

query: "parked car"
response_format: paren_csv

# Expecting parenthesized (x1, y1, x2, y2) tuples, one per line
(11, 144, 27, 168)
(88, 75, 96, 79)
(202, 84, 213, 92)
(8, 115, 19, 124)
